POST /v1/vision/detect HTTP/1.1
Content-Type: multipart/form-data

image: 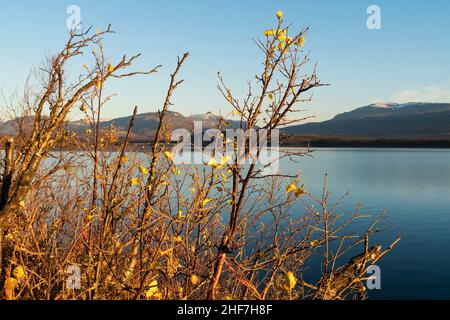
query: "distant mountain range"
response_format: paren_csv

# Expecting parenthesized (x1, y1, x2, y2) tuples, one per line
(283, 102, 450, 138)
(0, 111, 245, 139)
(1, 103, 449, 142)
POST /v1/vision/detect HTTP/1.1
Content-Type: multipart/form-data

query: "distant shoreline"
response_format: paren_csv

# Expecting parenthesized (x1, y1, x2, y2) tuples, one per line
(280, 135, 450, 148)
(1, 136, 450, 151)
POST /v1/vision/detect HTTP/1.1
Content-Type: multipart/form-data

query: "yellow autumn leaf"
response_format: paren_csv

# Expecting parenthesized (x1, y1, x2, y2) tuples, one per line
(146, 280, 159, 299)
(191, 274, 199, 285)
(175, 235, 183, 243)
(4, 277, 17, 288)
(286, 184, 305, 197)
(284, 271, 297, 290)
(18, 200, 25, 210)
(221, 155, 231, 165)
(12, 266, 25, 280)
(139, 166, 149, 175)
(85, 128, 92, 134)
(164, 151, 174, 161)
(277, 32, 287, 41)
(231, 109, 241, 117)
(264, 29, 275, 37)
(276, 10, 283, 19)
(286, 184, 297, 193)
(130, 178, 140, 186)
(108, 64, 114, 73)
(310, 240, 320, 247)
(296, 36, 305, 47)
(206, 158, 218, 167)
(153, 293, 162, 299)
(202, 199, 212, 207)
(4, 277, 17, 299)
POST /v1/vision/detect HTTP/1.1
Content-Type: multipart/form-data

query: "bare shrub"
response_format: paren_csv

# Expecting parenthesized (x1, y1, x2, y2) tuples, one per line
(0, 13, 399, 300)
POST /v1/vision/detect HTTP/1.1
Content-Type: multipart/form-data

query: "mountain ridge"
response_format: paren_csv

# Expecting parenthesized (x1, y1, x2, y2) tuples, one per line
(284, 102, 450, 138)
(1, 102, 449, 139)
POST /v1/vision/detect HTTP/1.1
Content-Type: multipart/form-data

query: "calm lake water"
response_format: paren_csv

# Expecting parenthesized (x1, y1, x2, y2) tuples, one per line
(41, 148, 450, 299)
(281, 148, 450, 299)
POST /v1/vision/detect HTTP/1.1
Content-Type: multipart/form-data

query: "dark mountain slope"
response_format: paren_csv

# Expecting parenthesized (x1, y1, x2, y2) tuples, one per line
(283, 103, 450, 138)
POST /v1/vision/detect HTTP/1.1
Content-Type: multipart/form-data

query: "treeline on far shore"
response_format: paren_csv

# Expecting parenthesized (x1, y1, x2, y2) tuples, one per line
(2, 134, 450, 151)
(280, 135, 450, 148)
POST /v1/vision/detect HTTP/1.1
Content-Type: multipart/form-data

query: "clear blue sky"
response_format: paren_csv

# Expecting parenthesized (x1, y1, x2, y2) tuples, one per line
(1, 0, 449, 122)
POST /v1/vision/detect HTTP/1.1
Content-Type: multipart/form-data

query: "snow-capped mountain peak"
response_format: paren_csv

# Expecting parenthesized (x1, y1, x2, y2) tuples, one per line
(368, 102, 402, 109)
